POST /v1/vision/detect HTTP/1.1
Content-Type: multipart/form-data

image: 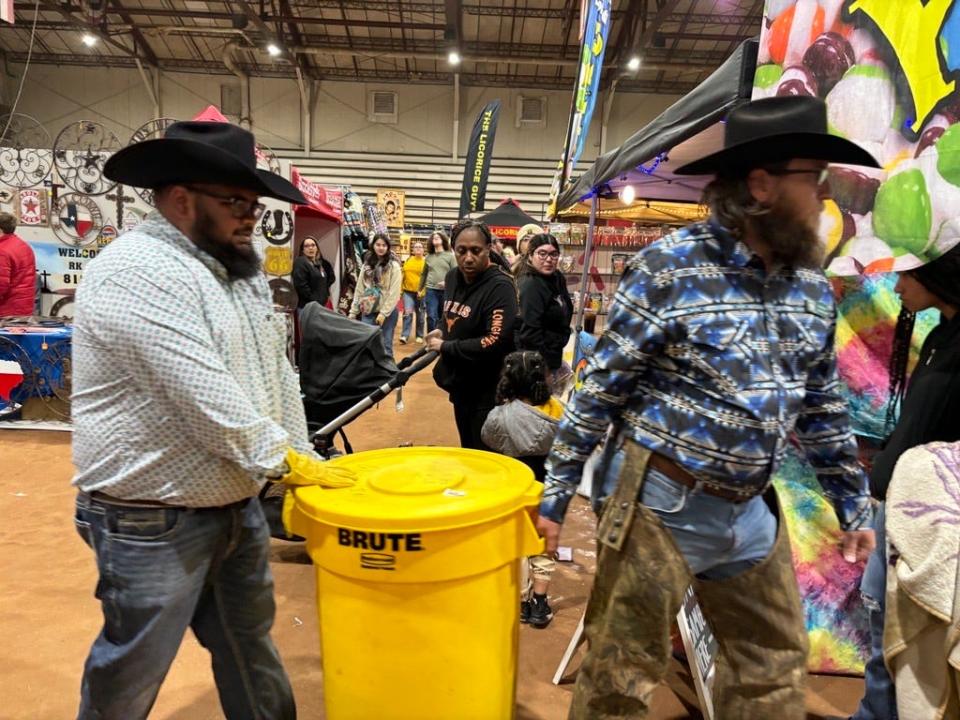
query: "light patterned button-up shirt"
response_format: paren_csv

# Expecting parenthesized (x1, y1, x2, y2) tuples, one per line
(72, 213, 313, 507)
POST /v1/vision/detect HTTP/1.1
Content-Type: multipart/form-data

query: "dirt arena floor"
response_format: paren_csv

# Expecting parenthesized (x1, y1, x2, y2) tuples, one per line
(0, 341, 864, 719)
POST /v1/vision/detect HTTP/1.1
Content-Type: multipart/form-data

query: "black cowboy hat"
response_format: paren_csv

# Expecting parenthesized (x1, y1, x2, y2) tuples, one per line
(674, 96, 880, 176)
(104, 121, 306, 204)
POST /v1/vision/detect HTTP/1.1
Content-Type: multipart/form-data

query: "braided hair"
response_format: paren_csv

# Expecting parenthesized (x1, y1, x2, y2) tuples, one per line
(450, 218, 494, 246)
(884, 244, 960, 435)
(496, 350, 551, 406)
(885, 307, 916, 435)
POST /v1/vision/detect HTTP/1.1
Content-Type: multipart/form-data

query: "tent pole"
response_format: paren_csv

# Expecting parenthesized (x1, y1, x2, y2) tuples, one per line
(575, 193, 599, 334)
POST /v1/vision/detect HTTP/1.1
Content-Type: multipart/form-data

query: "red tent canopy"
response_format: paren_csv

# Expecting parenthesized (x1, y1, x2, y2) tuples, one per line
(291, 167, 343, 222)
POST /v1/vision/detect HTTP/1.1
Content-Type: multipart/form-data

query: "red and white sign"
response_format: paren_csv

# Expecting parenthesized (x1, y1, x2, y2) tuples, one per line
(290, 166, 343, 222)
(0, 359, 23, 401)
(17, 189, 47, 226)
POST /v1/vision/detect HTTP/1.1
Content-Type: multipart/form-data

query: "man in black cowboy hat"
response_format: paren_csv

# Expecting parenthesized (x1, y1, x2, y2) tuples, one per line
(537, 96, 879, 719)
(70, 121, 356, 720)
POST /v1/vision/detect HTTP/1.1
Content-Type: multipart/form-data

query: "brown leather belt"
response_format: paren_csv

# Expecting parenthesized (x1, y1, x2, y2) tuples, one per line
(87, 491, 250, 511)
(646, 453, 757, 504)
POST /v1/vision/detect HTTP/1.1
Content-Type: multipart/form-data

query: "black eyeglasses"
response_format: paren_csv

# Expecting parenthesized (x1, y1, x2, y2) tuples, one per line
(533, 249, 560, 260)
(766, 168, 830, 185)
(183, 186, 266, 220)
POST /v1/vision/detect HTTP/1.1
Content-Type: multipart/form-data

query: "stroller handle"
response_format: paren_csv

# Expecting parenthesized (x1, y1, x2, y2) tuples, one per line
(312, 350, 439, 440)
(396, 345, 433, 370)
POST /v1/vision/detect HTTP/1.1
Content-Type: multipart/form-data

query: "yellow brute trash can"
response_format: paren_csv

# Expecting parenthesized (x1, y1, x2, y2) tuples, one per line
(288, 446, 545, 720)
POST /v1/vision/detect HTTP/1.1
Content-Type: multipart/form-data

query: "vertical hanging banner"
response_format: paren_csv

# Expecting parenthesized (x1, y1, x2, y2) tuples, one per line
(546, 0, 613, 216)
(1, 0, 13, 25)
(458, 100, 501, 219)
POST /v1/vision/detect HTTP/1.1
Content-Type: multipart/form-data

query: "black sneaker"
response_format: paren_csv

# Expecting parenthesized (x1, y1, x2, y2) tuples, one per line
(520, 599, 531, 624)
(528, 594, 553, 628)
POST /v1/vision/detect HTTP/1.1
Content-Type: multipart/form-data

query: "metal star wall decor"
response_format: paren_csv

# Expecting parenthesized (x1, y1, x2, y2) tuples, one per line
(0, 113, 53, 189)
(53, 121, 122, 196)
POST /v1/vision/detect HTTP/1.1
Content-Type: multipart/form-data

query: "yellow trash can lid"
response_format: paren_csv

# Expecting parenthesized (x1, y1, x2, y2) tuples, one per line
(292, 447, 540, 532)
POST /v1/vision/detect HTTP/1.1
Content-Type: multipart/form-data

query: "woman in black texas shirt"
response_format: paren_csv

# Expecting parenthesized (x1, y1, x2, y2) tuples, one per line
(426, 219, 519, 450)
(851, 244, 960, 720)
(514, 232, 574, 390)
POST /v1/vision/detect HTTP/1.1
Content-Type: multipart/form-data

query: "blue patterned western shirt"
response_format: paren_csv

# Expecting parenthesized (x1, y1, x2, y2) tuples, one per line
(541, 220, 872, 531)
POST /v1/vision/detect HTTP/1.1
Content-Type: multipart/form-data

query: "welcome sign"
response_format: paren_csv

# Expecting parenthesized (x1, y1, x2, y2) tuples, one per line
(754, 0, 960, 276)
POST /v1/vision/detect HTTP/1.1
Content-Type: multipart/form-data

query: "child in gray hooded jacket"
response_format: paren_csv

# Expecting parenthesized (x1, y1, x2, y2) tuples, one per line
(482, 350, 564, 628)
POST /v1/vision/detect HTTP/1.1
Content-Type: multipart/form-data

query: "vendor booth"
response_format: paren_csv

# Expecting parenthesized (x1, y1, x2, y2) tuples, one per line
(290, 166, 345, 308)
(478, 198, 542, 244)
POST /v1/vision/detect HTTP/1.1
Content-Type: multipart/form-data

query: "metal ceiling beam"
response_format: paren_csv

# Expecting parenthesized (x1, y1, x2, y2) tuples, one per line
(108, 0, 158, 66)
(6, 50, 704, 93)
(636, 0, 685, 50)
(36, 0, 156, 67)
(444, 0, 462, 47)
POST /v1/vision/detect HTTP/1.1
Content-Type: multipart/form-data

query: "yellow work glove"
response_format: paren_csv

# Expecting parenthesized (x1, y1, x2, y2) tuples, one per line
(375, 312, 386, 326)
(281, 448, 357, 488)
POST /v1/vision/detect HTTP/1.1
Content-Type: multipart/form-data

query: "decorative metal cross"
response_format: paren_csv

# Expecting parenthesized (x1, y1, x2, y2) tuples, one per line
(105, 185, 135, 227)
(44, 178, 65, 206)
(37, 269, 52, 292)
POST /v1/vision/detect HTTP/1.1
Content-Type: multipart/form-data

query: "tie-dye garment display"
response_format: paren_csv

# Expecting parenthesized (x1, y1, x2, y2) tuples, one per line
(834, 274, 939, 440)
(774, 451, 871, 673)
(775, 274, 937, 674)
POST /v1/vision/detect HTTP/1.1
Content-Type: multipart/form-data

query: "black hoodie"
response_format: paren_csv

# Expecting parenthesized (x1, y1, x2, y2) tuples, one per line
(870, 313, 960, 499)
(433, 265, 518, 404)
(516, 271, 574, 370)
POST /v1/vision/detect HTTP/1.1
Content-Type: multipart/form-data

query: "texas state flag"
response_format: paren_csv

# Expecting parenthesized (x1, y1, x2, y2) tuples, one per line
(61, 202, 94, 239)
(0, 359, 24, 401)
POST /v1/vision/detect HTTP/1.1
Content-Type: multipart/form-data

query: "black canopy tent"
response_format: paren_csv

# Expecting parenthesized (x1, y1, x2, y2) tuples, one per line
(557, 38, 758, 338)
(556, 37, 759, 211)
(479, 199, 542, 241)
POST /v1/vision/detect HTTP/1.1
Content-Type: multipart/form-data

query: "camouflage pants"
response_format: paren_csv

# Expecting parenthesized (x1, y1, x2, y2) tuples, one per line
(570, 442, 808, 720)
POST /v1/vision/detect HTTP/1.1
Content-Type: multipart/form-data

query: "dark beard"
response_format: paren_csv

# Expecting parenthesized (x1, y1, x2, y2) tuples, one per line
(191, 209, 261, 280)
(751, 203, 825, 270)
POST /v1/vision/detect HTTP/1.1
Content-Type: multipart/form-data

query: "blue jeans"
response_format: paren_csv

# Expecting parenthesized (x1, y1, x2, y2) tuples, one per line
(851, 502, 897, 720)
(362, 307, 399, 359)
(424, 288, 444, 334)
(401, 290, 425, 340)
(605, 448, 777, 579)
(74, 493, 295, 720)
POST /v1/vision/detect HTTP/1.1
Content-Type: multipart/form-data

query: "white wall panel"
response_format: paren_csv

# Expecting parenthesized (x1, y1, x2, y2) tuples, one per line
(5, 62, 687, 224)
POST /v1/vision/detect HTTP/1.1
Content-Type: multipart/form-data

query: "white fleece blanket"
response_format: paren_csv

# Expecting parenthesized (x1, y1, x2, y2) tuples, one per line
(887, 442, 960, 627)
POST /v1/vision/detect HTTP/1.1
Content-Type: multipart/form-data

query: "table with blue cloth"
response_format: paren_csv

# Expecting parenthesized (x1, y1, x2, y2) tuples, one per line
(0, 324, 72, 413)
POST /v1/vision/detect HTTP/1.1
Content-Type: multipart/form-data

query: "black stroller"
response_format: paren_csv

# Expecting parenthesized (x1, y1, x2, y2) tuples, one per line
(261, 303, 438, 539)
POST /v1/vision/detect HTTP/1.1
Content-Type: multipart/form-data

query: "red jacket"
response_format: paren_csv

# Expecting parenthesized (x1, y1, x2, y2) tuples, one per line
(0, 232, 37, 317)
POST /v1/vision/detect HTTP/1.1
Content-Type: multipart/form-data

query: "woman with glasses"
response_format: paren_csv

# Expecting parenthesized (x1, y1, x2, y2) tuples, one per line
(348, 233, 402, 359)
(515, 233, 573, 392)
